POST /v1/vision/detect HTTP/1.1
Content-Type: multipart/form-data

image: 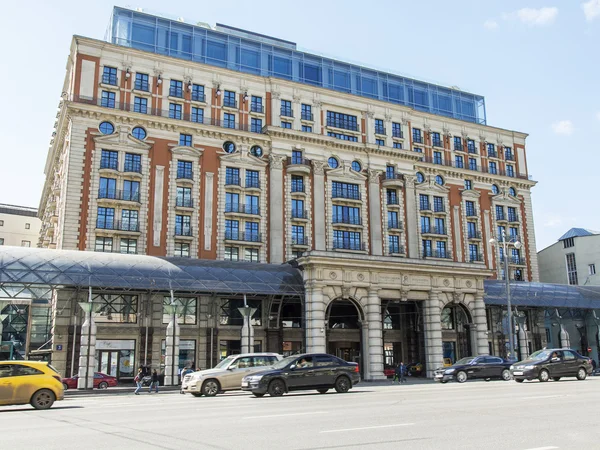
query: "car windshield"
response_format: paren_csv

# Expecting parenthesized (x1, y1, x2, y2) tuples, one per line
(455, 357, 476, 365)
(529, 350, 552, 360)
(215, 356, 236, 369)
(271, 356, 298, 370)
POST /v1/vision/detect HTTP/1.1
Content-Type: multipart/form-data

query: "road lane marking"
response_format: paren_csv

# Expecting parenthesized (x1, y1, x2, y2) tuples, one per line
(521, 395, 563, 400)
(244, 411, 329, 419)
(321, 423, 414, 433)
(522, 447, 559, 450)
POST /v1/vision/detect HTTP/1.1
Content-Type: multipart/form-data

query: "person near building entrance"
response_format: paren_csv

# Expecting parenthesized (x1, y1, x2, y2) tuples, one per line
(134, 368, 143, 395)
(149, 369, 159, 393)
(180, 366, 194, 394)
(393, 362, 406, 384)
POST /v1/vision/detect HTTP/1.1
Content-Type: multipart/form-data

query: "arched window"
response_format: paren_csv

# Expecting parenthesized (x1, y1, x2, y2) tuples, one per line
(492, 184, 500, 195)
(99, 121, 114, 135)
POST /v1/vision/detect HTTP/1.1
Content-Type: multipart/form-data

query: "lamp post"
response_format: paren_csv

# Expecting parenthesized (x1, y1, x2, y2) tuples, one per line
(164, 290, 180, 386)
(77, 297, 95, 390)
(489, 229, 522, 361)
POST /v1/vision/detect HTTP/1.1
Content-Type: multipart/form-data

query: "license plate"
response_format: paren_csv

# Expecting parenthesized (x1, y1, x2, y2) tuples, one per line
(513, 371, 523, 376)
(435, 374, 443, 378)
(241, 381, 248, 387)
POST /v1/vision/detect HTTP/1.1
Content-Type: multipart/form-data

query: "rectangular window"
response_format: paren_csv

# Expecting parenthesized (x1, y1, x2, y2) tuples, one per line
(281, 121, 292, 129)
(95, 237, 113, 252)
(412, 128, 423, 144)
(100, 150, 118, 170)
(434, 217, 445, 235)
(431, 132, 442, 147)
(291, 175, 304, 193)
(134, 96, 148, 114)
(291, 150, 303, 165)
(392, 142, 402, 149)
(464, 179, 472, 190)
(225, 167, 240, 185)
(246, 170, 260, 188)
(102, 66, 118, 85)
(506, 165, 515, 177)
(376, 139, 385, 146)
(174, 242, 190, 257)
(281, 100, 293, 117)
(245, 195, 260, 215)
(169, 80, 183, 98)
(332, 205, 360, 225)
(224, 112, 236, 129)
(465, 200, 476, 217)
(96, 207, 115, 229)
(98, 177, 117, 199)
(302, 125, 312, 133)
(389, 235, 400, 254)
(455, 155, 464, 168)
(301, 104, 313, 121)
(179, 134, 192, 147)
(191, 84, 205, 102)
(469, 243, 479, 262)
(388, 211, 399, 229)
(121, 210, 139, 232)
(291, 225, 306, 245)
(327, 111, 358, 131)
(327, 131, 358, 142)
(419, 194, 430, 210)
(124, 153, 141, 173)
(162, 297, 197, 325)
(507, 207, 518, 222)
(504, 146, 513, 160)
(386, 165, 395, 179)
(589, 264, 596, 275)
(421, 216, 431, 233)
(563, 237, 574, 248)
(375, 119, 385, 135)
(468, 157, 477, 171)
(487, 143, 496, 157)
(292, 199, 306, 219)
(433, 196, 444, 212)
(436, 241, 447, 258)
(134, 73, 149, 91)
(101, 91, 116, 108)
(123, 180, 140, 202)
(245, 248, 259, 262)
(175, 215, 192, 236)
(332, 230, 362, 250)
(392, 122, 402, 138)
(177, 160, 193, 180)
(225, 220, 239, 240)
(251, 117, 262, 133)
(413, 147, 423, 153)
(488, 161, 497, 174)
(25, 223, 30, 230)
(225, 246, 239, 261)
(386, 189, 398, 205)
(169, 103, 182, 120)
(120, 238, 137, 254)
(251, 96, 263, 113)
(223, 90, 236, 108)
(21, 240, 30, 247)
(496, 205, 505, 221)
(191, 107, 204, 123)
(433, 151, 442, 165)
(422, 239, 432, 257)
(468, 222, 477, 239)
(454, 136, 463, 151)
(177, 187, 193, 208)
(331, 182, 360, 200)
(467, 139, 476, 153)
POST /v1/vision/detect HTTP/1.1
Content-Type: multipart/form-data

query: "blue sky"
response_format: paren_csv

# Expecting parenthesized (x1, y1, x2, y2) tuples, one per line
(1, 0, 599, 250)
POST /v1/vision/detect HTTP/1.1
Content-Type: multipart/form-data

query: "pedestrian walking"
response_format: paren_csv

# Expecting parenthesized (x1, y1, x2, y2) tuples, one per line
(134, 368, 143, 395)
(399, 361, 407, 383)
(180, 366, 194, 394)
(149, 369, 159, 393)
(392, 363, 402, 384)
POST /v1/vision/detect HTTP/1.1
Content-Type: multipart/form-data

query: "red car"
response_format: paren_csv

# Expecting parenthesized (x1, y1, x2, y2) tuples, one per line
(62, 372, 118, 390)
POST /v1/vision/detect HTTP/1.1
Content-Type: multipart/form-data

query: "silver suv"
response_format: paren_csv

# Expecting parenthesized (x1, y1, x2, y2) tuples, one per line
(181, 353, 282, 397)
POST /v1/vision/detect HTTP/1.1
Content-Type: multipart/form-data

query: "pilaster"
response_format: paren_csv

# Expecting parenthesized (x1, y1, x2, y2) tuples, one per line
(312, 161, 326, 251)
(404, 175, 419, 258)
(269, 154, 286, 263)
(424, 290, 443, 377)
(368, 170, 383, 256)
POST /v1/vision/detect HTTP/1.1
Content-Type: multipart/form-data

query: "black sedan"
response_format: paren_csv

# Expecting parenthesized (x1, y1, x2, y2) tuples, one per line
(241, 353, 360, 397)
(510, 348, 593, 382)
(434, 356, 512, 383)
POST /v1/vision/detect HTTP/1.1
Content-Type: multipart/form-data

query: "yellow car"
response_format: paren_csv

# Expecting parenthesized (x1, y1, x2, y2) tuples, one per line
(0, 361, 65, 410)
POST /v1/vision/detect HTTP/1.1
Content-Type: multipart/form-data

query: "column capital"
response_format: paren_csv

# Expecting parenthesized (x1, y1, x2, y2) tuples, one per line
(404, 175, 416, 188)
(312, 160, 327, 175)
(368, 169, 383, 183)
(269, 154, 286, 170)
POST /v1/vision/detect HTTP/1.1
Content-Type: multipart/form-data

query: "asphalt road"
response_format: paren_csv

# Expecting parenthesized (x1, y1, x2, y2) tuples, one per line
(2, 377, 600, 450)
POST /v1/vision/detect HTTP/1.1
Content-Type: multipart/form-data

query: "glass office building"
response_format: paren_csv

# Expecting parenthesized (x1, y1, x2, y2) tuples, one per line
(107, 7, 486, 124)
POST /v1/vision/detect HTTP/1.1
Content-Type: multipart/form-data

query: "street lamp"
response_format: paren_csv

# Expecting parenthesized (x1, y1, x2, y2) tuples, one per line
(77, 301, 95, 389)
(489, 229, 522, 361)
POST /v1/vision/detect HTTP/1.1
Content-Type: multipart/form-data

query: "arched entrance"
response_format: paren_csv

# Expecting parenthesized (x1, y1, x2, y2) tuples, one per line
(326, 299, 364, 374)
(441, 303, 473, 364)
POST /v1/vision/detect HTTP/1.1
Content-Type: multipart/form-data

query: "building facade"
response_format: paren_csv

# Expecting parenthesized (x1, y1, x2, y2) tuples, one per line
(539, 228, 600, 286)
(0, 204, 41, 248)
(36, 7, 540, 379)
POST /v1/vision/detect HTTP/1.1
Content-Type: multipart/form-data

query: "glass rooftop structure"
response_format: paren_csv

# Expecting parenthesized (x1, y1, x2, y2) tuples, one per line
(107, 7, 486, 125)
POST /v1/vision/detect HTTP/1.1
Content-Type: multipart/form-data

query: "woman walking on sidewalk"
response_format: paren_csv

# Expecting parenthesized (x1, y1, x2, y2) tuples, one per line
(149, 369, 159, 393)
(134, 368, 143, 395)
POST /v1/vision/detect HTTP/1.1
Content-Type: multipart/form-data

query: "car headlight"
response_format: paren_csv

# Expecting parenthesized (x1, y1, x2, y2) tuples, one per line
(524, 365, 535, 370)
(444, 368, 455, 374)
(510, 365, 514, 370)
(244, 375, 263, 382)
(191, 373, 203, 381)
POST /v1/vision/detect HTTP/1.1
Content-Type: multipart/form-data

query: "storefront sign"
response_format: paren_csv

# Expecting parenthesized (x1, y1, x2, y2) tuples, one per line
(56, 344, 63, 351)
(96, 339, 135, 350)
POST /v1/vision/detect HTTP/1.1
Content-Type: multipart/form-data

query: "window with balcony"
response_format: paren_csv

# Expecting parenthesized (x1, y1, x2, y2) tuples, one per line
(467, 222, 477, 239)
(465, 200, 476, 217)
(225, 192, 239, 212)
(226, 167, 240, 185)
(464, 179, 472, 190)
(327, 111, 358, 131)
(191, 107, 203, 123)
(223, 90, 236, 108)
(392, 122, 402, 138)
(225, 246, 239, 261)
(251, 96, 263, 113)
(332, 181, 360, 200)
(97, 207, 115, 229)
(292, 199, 306, 219)
(225, 220, 239, 240)
(175, 242, 190, 257)
(431, 132, 442, 147)
(467, 139, 476, 153)
(375, 119, 385, 135)
(388, 211, 399, 229)
(512, 248, 522, 265)
(436, 241, 447, 258)
(102, 66, 118, 85)
(291, 150, 303, 165)
(100, 150, 118, 170)
(496, 205, 505, 221)
(95, 237, 113, 252)
(506, 165, 515, 177)
(251, 117, 262, 133)
(433, 151, 443, 165)
(302, 125, 312, 132)
(386, 189, 398, 205)
(246, 170, 259, 188)
(488, 161, 497, 174)
(245, 222, 259, 241)
(419, 194, 430, 210)
(422, 239, 432, 257)
(169, 103, 182, 120)
(177, 187, 193, 208)
(507, 207, 518, 222)
(175, 215, 192, 236)
(434, 217, 446, 234)
(504, 146, 513, 160)
(224, 112, 236, 129)
(468, 157, 477, 171)
(332, 205, 360, 225)
(469, 244, 479, 262)
(421, 216, 431, 233)
(291, 175, 304, 193)
(99, 177, 116, 199)
(191, 84, 205, 102)
(454, 136, 463, 151)
(389, 235, 401, 254)
(245, 195, 260, 215)
(497, 225, 506, 240)
(123, 180, 140, 202)
(245, 248, 259, 262)
(121, 210, 139, 231)
(134, 96, 148, 114)
(412, 128, 423, 144)
(433, 196, 444, 212)
(281, 121, 292, 129)
(101, 91, 116, 108)
(333, 230, 362, 250)
(281, 100, 293, 117)
(179, 134, 192, 147)
(487, 143, 497, 157)
(292, 225, 306, 245)
(169, 80, 183, 98)
(177, 160, 193, 180)
(509, 227, 519, 240)
(301, 104, 313, 121)
(455, 155, 464, 168)
(386, 166, 395, 179)
(134, 73, 149, 91)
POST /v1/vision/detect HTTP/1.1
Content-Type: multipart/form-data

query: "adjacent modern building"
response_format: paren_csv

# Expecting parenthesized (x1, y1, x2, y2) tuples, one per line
(33, 6, 544, 381)
(0, 204, 41, 248)
(539, 228, 600, 286)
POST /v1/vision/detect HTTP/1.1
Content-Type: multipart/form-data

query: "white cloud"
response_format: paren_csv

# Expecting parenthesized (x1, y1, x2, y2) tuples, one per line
(511, 7, 559, 26)
(483, 20, 499, 30)
(582, 0, 600, 21)
(552, 120, 574, 135)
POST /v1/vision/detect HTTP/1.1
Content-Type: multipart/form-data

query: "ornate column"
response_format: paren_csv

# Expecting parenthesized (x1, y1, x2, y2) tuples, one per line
(423, 290, 443, 378)
(366, 289, 386, 380)
(239, 306, 257, 354)
(292, 95, 302, 130)
(453, 205, 463, 262)
(404, 175, 419, 258)
(305, 284, 326, 353)
(77, 302, 97, 390)
(269, 155, 286, 263)
(271, 90, 281, 127)
(363, 111, 374, 144)
(473, 290, 490, 356)
(312, 161, 327, 250)
(313, 100, 322, 132)
(560, 324, 570, 348)
(515, 314, 529, 359)
(368, 170, 383, 256)
(384, 113, 393, 147)
(164, 304, 181, 386)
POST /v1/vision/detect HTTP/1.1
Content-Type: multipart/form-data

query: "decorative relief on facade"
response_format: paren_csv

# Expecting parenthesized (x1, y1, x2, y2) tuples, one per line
(368, 169, 382, 183)
(268, 154, 285, 170)
(312, 160, 326, 175)
(329, 271, 338, 279)
(357, 273, 365, 281)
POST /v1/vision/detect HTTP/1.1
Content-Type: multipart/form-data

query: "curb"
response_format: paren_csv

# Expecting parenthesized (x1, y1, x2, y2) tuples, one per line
(64, 386, 181, 396)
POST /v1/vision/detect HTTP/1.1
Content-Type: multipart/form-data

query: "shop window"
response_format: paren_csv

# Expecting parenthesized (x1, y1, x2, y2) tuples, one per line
(161, 339, 196, 371)
(162, 297, 197, 325)
(92, 294, 138, 323)
(219, 298, 262, 326)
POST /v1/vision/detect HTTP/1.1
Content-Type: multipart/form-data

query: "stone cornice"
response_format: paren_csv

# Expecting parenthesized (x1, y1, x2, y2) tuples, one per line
(415, 162, 536, 189)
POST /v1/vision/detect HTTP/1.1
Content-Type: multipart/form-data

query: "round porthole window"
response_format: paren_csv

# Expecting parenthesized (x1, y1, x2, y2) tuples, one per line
(328, 157, 339, 169)
(509, 187, 516, 197)
(132, 126, 146, 140)
(351, 161, 361, 172)
(416, 172, 425, 183)
(435, 175, 444, 186)
(99, 121, 114, 135)
(250, 145, 263, 157)
(223, 141, 236, 153)
(492, 184, 500, 195)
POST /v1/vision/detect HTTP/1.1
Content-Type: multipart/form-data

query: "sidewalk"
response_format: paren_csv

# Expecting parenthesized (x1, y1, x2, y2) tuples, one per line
(65, 385, 181, 396)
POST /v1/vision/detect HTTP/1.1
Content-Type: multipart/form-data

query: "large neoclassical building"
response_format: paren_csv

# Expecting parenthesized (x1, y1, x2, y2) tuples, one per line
(33, 6, 544, 380)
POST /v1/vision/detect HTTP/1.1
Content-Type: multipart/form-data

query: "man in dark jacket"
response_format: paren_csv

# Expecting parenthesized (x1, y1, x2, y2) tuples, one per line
(149, 369, 159, 393)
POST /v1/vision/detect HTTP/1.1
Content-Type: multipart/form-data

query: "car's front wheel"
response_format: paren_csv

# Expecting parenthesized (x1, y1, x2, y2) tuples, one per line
(30, 389, 55, 410)
(501, 369, 511, 381)
(334, 376, 351, 393)
(538, 369, 550, 382)
(577, 368, 587, 380)
(98, 382, 108, 389)
(268, 379, 285, 397)
(455, 371, 468, 383)
(201, 379, 220, 397)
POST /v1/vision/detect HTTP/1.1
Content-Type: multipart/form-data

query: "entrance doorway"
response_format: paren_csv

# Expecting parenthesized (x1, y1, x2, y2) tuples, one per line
(98, 351, 119, 377)
(326, 299, 364, 376)
(441, 303, 473, 363)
